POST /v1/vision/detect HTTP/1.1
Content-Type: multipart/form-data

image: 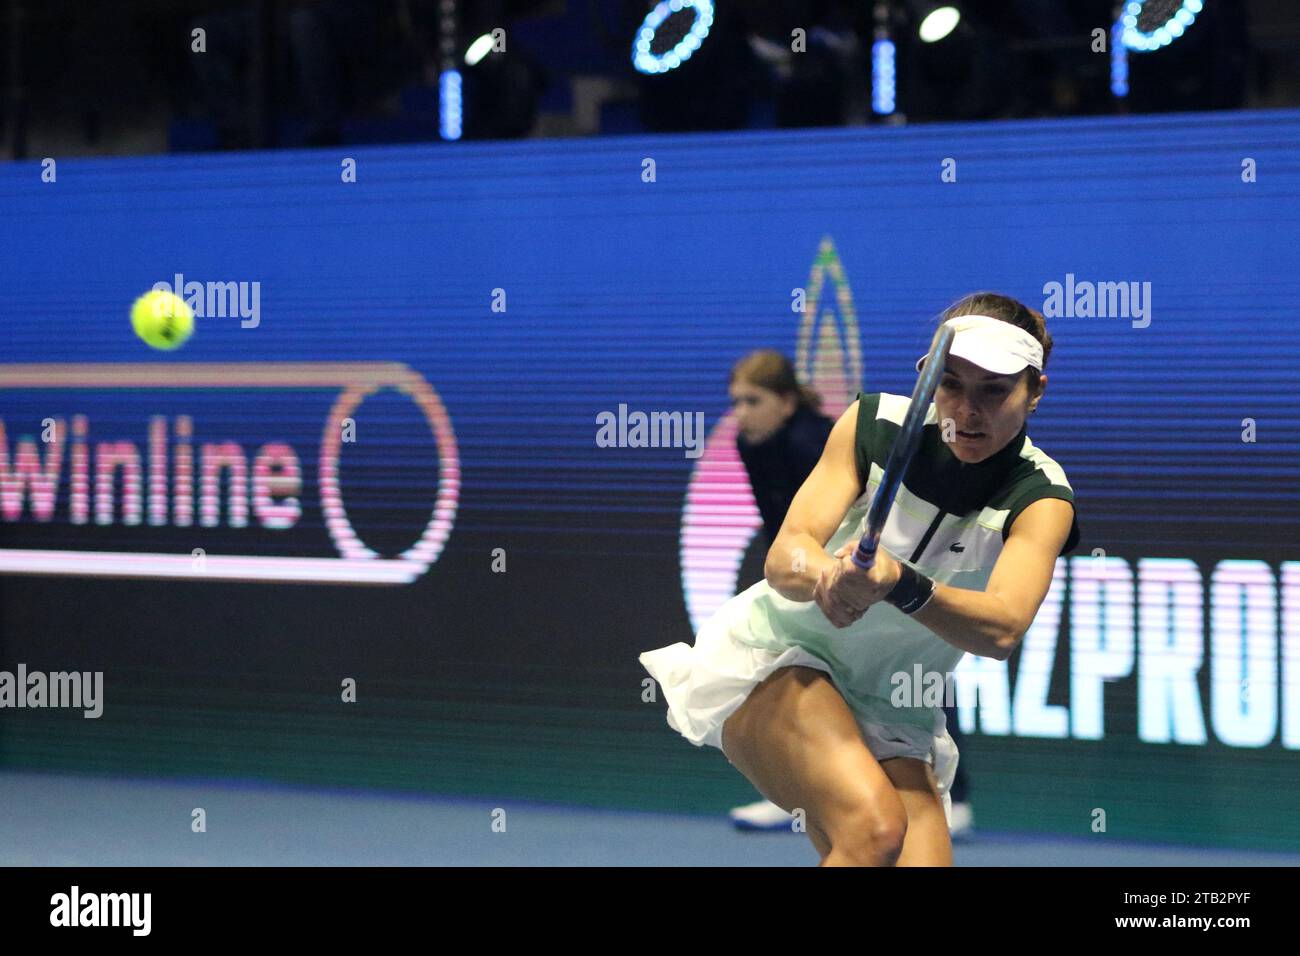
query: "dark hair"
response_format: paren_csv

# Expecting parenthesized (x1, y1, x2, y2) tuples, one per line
(729, 349, 822, 413)
(939, 291, 1052, 389)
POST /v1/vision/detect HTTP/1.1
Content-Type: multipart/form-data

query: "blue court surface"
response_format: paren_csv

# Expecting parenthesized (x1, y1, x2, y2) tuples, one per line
(3, 770, 1297, 867)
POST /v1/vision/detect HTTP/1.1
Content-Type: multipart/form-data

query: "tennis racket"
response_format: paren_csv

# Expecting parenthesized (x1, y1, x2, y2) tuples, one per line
(850, 322, 955, 570)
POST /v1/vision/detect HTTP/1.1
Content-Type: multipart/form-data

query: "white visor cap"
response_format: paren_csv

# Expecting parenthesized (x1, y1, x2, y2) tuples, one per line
(914, 314, 1044, 376)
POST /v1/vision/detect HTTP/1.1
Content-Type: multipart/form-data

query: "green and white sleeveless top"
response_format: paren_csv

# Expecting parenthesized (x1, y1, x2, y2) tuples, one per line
(723, 391, 1081, 731)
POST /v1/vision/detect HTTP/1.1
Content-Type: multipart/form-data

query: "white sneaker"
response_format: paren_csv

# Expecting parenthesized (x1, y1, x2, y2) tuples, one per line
(729, 799, 796, 831)
(949, 801, 975, 840)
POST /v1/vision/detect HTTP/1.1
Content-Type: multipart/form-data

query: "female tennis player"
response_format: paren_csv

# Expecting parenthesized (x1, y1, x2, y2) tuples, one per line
(641, 293, 1080, 866)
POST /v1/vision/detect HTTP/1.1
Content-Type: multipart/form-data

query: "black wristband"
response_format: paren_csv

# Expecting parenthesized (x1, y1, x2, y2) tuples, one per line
(884, 563, 935, 615)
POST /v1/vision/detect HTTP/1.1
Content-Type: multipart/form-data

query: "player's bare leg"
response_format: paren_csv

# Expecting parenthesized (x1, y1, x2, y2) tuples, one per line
(721, 665, 908, 866)
(879, 756, 953, 866)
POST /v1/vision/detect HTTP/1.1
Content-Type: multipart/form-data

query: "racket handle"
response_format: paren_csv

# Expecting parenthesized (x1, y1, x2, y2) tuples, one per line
(850, 539, 877, 570)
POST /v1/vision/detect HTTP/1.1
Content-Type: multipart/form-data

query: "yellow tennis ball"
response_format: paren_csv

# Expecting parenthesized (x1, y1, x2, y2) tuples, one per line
(131, 290, 194, 351)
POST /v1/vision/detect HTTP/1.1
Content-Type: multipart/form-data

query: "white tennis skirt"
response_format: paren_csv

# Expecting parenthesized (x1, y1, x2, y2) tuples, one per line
(640, 608, 960, 825)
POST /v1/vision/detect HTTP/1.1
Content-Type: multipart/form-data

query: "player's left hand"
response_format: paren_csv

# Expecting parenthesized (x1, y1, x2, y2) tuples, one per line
(813, 543, 902, 628)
